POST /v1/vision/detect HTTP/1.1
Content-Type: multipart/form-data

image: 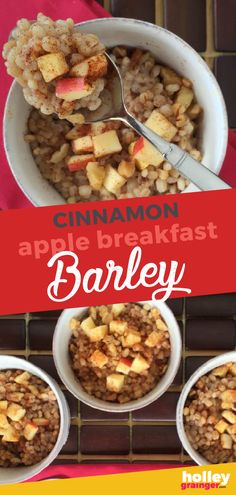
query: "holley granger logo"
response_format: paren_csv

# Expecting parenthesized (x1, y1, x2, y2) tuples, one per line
(181, 470, 231, 490)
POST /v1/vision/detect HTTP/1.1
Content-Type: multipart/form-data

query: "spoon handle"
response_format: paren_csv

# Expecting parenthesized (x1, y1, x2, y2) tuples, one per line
(125, 113, 230, 191)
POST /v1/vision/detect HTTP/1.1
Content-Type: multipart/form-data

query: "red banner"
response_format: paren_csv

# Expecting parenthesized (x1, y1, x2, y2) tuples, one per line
(0, 189, 235, 315)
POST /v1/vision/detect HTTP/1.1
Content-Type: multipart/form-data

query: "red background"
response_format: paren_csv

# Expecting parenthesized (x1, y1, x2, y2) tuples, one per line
(0, 189, 235, 315)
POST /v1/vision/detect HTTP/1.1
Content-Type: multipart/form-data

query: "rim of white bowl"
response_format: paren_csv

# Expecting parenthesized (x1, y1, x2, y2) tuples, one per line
(53, 301, 182, 413)
(176, 351, 236, 466)
(0, 355, 70, 484)
(3, 17, 228, 205)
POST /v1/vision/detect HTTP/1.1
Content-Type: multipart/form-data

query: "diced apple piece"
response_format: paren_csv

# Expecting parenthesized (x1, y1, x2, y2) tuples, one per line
(103, 165, 126, 195)
(131, 354, 150, 374)
(90, 350, 108, 368)
(145, 331, 164, 348)
(118, 160, 135, 178)
(80, 316, 96, 336)
(110, 320, 128, 335)
(2, 425, 20, 443)
(160, 67, 182, 86)
(89, 325, 108, 342)
(23, 422, 39, 441)
(86, 161, 106, 190)
(92, 130, 122, 158)
(175, 86, 194, 109)
(37, 52, 69, 83)
(70, 54, 108, 80)
(0, 401, 8, 411)
(56, 77, 95, 102)
(70, 60, 88, 78)
(215, 419, 228, 434)
(116, 357, 133, 375)
(129, 138, 163, 170)
(145, 110, 177, 142)
(85, 52, 108, 80)
(84, 325, 108, 342)
(0, 414, 9, 429)
(222, 410, 236, 424)
(32, 418, 49, 427)
(227, 424, 236, 435)
(222, 402, 234, 410)
(112, 304, 125, 317)
(221, 433, 232, 450)
(106, 373, 125, 393)
(7, 403, 26, 421)
(72, 135, 93, 154)
(67, 154, 95, 172)
(212, 365, 229, 378)
(156, 318, 168, 331)
(122, 328, 141, 348)
(221, 390, 236, 403)
(14, 371, 30, 384)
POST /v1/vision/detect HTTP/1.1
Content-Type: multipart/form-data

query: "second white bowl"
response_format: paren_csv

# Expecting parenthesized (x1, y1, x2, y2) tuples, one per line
(0, 356, 70, 484)
(53, 301, 182, 413)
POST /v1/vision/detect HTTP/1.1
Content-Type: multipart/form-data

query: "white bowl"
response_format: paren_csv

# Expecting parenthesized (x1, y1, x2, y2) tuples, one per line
(53, 301, 182, 413)
(176, 351, 236, 465)
(3, 17, 228, 206)
(0, 356, 70, 484)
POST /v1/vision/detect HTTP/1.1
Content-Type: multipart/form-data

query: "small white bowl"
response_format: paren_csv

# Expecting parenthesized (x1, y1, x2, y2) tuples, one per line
(53, 301, 182, 413)
(0, 356, 70, 485)
(176, 351, 236, 465)
(3, 17, 228, 206)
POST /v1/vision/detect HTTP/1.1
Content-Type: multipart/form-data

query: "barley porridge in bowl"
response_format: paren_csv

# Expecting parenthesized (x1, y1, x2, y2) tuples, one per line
(3, 14, 203, 204)
(182, 361, 236, 464)
(0, 369, 60, 467)
(68, 302, 172, 404)
(2, 13, 107, 119)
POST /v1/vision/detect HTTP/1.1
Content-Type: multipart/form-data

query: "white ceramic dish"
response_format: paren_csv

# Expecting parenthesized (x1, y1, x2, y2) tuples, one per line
(176, 351, 236, 465)
(3, 17, 228, 206)
(53, 301, 182, 413)
(0, 356, 70, 484)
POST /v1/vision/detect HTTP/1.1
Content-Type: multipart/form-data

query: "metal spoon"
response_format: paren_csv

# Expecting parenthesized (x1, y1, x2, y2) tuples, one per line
(82, 53, 230, 191)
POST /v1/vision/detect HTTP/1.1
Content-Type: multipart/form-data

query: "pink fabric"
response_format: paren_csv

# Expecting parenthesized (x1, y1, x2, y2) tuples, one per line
(28, 463, 185, 482)
(0, 0, 110, 210)
(219, 129, 236, 187)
